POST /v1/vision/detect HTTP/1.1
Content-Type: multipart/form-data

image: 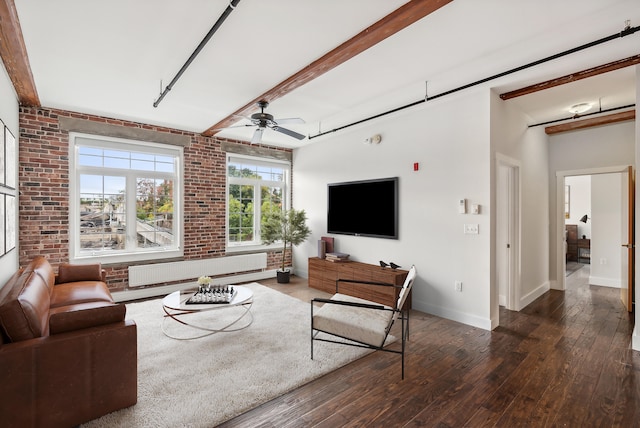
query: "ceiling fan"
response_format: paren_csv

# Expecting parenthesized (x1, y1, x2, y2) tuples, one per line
(227, 100, 306, 144)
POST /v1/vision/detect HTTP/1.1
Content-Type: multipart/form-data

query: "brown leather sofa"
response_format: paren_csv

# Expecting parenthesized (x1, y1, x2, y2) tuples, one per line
(0, 256, 137, 428)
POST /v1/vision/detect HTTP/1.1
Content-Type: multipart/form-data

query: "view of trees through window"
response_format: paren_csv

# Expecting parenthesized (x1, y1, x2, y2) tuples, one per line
(136, 178, 174, 248)
(227, 158, 287, 245)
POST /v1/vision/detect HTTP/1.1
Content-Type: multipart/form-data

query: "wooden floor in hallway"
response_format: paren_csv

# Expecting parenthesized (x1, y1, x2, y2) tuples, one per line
(220, 266, 639, 427)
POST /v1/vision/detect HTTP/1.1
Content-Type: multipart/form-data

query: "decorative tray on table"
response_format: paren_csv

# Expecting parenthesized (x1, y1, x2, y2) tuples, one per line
(185, 285, 236, 304)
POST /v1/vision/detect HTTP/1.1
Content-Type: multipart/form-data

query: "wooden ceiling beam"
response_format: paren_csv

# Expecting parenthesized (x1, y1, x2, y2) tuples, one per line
(500, 54, 640, 100)
(0, 0, 39, 106)
(545, 109, 635, 135)
(203, 0, 453, 137)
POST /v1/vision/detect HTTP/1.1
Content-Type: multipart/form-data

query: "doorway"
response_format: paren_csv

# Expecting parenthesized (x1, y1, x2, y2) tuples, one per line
(557, 166, 634, 312)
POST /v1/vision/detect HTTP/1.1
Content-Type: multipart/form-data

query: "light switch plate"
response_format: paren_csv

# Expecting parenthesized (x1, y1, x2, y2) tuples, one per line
(458, 199, 466, 214)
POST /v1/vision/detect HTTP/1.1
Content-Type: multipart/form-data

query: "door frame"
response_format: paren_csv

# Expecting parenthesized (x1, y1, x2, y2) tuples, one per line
(496, 154, 520, 312)
(555, 165, 633, 291)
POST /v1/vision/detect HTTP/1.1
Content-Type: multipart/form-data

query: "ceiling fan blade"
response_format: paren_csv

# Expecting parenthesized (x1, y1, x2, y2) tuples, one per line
(251, 127, 264, 144)
(274, 117, 305, 125)
(272, 126, 306, 140)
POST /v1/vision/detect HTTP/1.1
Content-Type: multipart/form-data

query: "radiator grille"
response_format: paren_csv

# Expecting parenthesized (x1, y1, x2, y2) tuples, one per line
(128, 253, 267, 287)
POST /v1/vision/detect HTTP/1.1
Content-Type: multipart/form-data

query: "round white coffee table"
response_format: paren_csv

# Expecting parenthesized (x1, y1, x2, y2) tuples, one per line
(161, 285, 253, 340)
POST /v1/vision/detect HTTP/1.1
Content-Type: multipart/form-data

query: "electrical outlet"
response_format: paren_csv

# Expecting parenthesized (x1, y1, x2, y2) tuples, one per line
(455, 281, 462, 292)
(464, 224, 479, 234)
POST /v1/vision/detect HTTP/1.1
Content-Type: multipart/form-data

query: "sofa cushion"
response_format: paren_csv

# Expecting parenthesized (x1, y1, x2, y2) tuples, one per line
(49, 302, 126, 335)
(0, 270, 52, 341)
(56, 263, 103, 284)
(50, 281, 114, 308)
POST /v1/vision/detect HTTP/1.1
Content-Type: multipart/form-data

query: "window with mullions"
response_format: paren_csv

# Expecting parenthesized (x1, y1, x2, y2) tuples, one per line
(70, 133, 182, 263)
(227, 155, 289, 248)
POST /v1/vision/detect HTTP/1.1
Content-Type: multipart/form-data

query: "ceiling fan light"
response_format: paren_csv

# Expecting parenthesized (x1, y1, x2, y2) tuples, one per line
(568, 102, 593, 115)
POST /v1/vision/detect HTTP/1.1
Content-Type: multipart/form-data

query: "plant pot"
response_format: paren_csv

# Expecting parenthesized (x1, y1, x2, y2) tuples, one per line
(276, 270, 290, 284)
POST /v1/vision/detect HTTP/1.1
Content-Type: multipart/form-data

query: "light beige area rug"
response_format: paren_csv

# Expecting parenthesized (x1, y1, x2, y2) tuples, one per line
(83, 282, 371, 427)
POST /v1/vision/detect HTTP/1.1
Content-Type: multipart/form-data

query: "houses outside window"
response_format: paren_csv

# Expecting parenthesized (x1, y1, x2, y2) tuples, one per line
(69, 133, 183, 263)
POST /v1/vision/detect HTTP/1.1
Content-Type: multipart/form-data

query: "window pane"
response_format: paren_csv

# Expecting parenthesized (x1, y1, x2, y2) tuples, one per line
(228, 184, 254, 243)
(79, 154, 104, 167)
(155, 160, 174, 173)
(79, 175, 126, 252)
(136, 178, 174, 248)
(260, 185, 282, 226)
(104, 156, 130, 169)
(131, 159, 155, 171)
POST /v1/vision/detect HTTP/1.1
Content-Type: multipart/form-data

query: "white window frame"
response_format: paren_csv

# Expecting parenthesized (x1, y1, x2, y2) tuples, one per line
(226, 154, 291, 252)
(69, 132, 183, 264)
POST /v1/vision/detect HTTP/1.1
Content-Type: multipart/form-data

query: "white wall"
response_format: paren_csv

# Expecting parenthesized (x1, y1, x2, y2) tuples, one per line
(590, 173, 622, 287)
(490, 90, 550, 317)
(565, 175, 591, 239)
(293, 88, 493, 329)
(0, 60, 20, 286)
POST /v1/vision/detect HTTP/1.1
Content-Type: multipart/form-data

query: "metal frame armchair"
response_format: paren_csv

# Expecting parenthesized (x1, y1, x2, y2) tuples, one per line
(311, 265, 416, 379)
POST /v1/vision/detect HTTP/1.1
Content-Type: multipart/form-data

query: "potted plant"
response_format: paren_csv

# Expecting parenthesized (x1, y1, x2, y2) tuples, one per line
(261, 208, 311, 283)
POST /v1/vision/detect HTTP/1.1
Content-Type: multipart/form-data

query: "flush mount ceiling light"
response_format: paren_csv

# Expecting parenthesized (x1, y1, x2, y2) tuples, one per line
(568, 102, 593, 115)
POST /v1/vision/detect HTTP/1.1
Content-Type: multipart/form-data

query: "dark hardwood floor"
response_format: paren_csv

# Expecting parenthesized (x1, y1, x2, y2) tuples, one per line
(221, 266, 640, 427)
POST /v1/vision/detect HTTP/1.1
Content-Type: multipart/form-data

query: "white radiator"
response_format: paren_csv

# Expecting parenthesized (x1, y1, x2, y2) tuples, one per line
(128, 253, 267, 287)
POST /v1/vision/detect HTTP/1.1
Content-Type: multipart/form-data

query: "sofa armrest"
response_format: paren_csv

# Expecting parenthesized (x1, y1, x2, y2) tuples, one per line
(0, 320, 137, 428)
(49, 302, 126, 335)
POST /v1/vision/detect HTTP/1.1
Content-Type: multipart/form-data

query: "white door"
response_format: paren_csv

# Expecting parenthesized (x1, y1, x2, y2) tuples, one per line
(497, 162, 518, 310)
(621, 166, 634, 311)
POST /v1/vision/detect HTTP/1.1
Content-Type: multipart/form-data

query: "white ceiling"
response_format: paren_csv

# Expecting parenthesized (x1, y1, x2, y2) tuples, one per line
(13, 0, 640, 147)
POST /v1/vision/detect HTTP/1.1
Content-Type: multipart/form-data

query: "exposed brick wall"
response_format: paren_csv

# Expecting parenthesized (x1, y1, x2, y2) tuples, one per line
(18, 107, 292, 291)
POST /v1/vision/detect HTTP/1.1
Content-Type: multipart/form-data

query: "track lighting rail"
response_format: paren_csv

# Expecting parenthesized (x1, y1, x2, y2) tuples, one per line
(153, 0, 242, 108)
(308, 22, 639, 140)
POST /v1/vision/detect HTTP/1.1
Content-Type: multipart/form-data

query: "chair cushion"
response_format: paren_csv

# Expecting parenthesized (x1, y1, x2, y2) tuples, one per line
(313, 293, 394, 347)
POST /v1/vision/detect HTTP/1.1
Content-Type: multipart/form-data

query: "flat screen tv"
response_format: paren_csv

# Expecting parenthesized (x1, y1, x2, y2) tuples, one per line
(327, 177, 398, 239)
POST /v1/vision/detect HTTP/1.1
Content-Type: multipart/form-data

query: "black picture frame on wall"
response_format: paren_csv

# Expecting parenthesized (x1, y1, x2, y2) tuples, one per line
(6, 194, 15, 253)
(0, 120, 5, 187)
(0, 195, 5, 256)
(5, 126, 15, 189)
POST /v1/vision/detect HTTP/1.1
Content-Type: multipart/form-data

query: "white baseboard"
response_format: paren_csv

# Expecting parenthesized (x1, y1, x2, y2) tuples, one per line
(112, 269, 278, 302)
(589, 275, 621, 288)
(519, 281, 550, 310)
(414, 299, 492, 331)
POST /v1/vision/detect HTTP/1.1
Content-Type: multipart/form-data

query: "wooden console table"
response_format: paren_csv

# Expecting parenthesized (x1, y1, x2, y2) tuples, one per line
(577, 238, 590, 264)
(308, 257, 410, 309)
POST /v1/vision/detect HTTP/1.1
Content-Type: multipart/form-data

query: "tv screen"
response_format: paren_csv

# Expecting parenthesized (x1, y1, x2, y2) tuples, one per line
(327, 177, 398, 239)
